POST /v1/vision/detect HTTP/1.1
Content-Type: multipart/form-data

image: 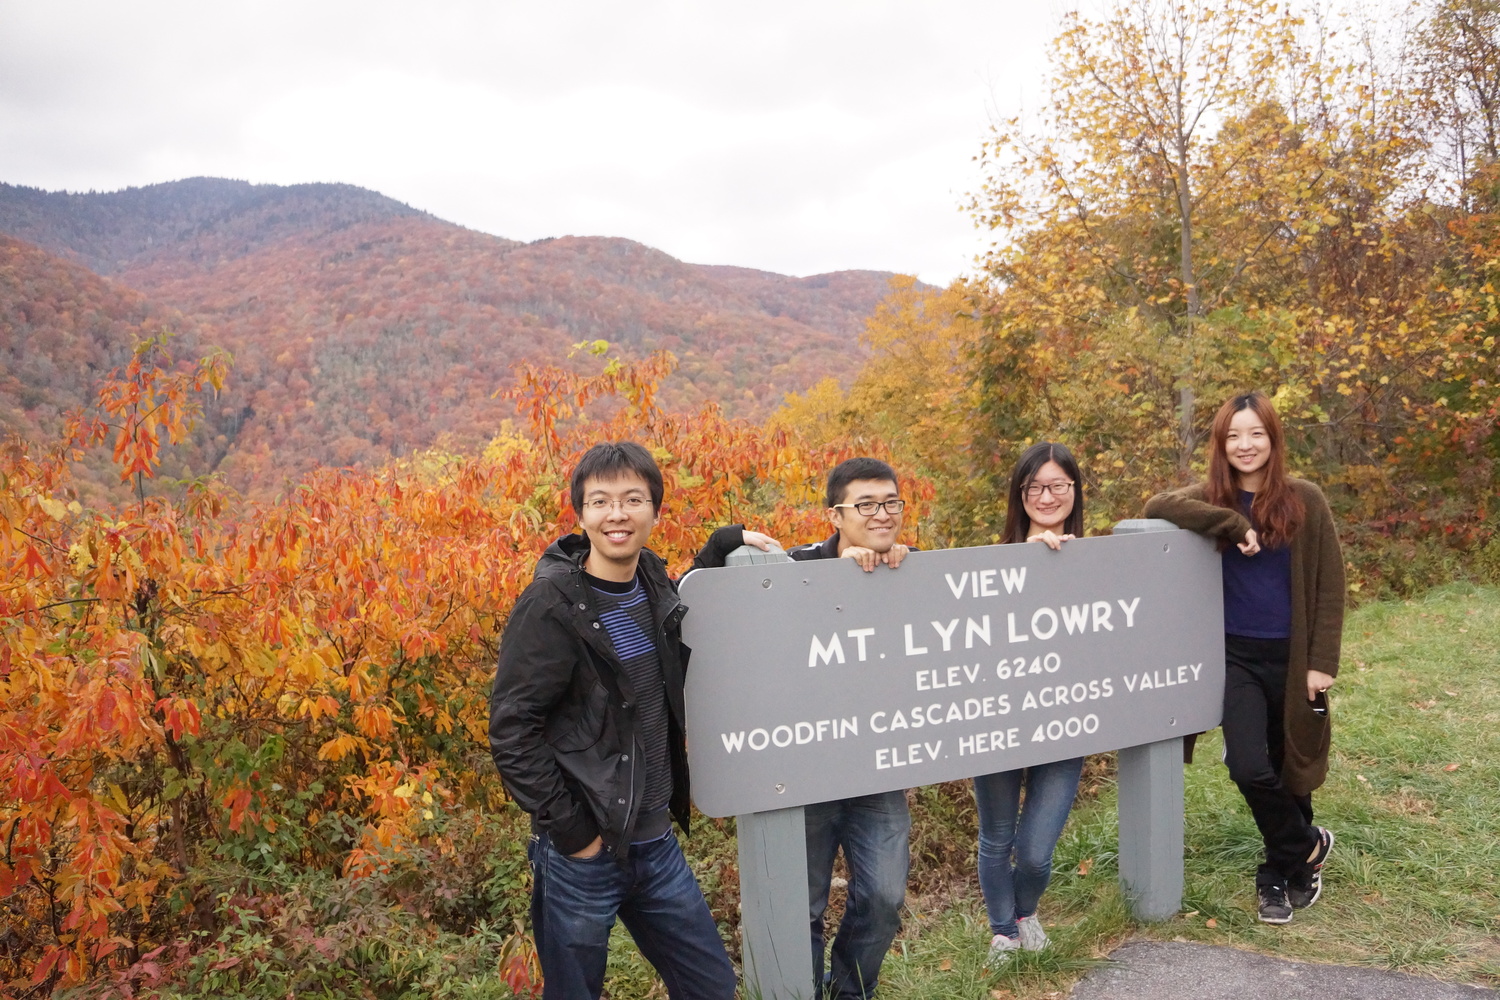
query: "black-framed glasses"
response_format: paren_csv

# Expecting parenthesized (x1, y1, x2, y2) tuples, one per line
(1023, 481, 1075, 499)
(833, 499, 906, 516)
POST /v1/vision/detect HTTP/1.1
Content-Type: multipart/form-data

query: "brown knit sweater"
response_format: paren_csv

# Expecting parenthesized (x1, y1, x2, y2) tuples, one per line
(1143, 478, 1346, 794)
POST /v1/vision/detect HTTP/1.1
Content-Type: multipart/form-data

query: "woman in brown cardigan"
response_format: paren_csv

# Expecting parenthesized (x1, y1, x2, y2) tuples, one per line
(1145, 391, 1344, 925)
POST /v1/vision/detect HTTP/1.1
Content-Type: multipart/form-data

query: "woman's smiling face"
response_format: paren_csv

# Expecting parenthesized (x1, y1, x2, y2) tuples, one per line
(1224, 407, 1272, 483)
(1022, 460, 1074, 534)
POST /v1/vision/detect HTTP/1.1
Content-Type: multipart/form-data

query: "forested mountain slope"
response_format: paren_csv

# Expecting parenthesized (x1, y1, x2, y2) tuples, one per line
(0, 178, 431, 276)
(0, 179, 908, 494)
(0, 235, 226, 503)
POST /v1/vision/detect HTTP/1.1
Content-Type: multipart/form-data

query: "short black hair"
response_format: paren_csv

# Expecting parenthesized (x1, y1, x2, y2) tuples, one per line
(825, 457, 899, 509)
(1001, 441, 1085, 543)
(570, 441, 665, 514)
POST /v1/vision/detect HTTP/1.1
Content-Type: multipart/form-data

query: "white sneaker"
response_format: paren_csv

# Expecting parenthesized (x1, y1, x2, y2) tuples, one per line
(986, 933, 1020, 967)
(1016, 915, 1049, 951)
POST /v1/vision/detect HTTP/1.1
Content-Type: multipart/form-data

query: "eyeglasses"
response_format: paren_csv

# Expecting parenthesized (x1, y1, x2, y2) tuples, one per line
(833, 499, 906, 516)
(1023, 481, 1075, 499)
(583, 496, 651, 512)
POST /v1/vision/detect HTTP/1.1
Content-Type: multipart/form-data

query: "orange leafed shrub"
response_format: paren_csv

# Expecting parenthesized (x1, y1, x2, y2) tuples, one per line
(0, 340, 925, 990)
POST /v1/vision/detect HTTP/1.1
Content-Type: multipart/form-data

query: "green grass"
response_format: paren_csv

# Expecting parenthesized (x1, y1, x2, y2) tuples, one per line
(870, 582, 1500, 1000)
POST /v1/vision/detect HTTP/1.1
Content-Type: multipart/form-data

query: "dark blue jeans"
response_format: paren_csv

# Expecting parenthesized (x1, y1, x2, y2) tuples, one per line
(805, 790, 910, 999)
(972, 758, 1084, 938)
(528, 831, 736, 1000)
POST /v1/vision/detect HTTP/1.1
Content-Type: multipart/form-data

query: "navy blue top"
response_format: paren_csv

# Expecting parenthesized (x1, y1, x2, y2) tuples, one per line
(1222, 490, 1293, 639)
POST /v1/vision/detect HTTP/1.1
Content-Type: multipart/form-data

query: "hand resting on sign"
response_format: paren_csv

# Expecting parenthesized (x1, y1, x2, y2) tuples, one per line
(1026, 530, 1075, 551)
(841, 543, 909, 572)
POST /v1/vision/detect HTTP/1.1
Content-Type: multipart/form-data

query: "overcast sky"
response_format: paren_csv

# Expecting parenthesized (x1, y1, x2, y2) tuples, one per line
(0, 2, 1062, 284)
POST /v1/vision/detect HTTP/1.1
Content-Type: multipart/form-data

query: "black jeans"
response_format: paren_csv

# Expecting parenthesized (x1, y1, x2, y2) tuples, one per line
(1222, 634, 1318, 883)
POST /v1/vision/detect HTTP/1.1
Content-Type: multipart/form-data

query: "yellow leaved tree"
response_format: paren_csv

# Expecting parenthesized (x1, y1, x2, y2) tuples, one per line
(964, 0, 1498, 579)
(773, 277, 988, 545)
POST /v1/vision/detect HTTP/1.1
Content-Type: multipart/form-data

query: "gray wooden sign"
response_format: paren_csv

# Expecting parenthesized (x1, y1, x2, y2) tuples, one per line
(680, 529, 1225, 818)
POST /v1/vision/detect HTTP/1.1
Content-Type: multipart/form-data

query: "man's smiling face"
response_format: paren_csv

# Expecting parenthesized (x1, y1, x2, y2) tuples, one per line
(828, 478, 902, 554)
(579, 471, 658, 579)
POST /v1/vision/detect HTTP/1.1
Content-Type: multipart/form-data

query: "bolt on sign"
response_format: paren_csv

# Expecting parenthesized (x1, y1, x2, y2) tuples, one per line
(680, 529, 1225, 817)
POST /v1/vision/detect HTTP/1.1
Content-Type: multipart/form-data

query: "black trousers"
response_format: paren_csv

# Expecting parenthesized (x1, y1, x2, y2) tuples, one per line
(1222, 635, 1318, 882)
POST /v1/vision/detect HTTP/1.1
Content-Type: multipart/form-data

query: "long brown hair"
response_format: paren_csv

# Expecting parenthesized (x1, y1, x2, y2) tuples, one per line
(1206, 391, 1303, 546)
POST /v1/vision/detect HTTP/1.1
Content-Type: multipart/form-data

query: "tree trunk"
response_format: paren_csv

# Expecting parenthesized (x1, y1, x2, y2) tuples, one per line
(1178, 383, 1196, 476)
(1177, 151, 1199, 476)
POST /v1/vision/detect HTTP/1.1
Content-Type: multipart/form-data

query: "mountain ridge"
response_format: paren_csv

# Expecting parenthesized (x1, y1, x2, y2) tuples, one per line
(1, 178, 916, 495)
(0, 177, 432, 276)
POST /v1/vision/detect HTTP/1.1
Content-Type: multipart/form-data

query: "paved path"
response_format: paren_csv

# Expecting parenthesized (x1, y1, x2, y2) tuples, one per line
(1069, 940, 1494, 1000)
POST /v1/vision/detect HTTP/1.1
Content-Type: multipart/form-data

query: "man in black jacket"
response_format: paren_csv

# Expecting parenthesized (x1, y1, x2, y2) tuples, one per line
(489, 441, 744, 1000)
(787, 457, 912, 1000)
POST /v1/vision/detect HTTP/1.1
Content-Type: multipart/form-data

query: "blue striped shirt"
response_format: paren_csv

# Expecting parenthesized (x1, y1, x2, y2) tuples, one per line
(586, 572, 673, 835)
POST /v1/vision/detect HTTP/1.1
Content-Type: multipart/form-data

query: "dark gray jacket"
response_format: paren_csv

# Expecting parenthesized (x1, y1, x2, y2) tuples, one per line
(788, 532, 918, 561)
(787, 533, 842, 561)
(488, 527, 744, 856)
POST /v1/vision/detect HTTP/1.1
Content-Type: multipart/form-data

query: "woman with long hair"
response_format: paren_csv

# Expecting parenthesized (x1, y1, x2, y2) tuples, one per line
(978, 442, 1087, 966)
(1145, 391, 1344, 924)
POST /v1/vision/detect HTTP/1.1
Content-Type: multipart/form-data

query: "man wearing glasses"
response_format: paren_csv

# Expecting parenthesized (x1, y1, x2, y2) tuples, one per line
(786, 457, 912, 999)
(489, 441, 741, 999)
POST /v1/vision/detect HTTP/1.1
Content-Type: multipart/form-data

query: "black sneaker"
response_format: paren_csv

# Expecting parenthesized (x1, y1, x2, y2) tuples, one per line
(1288, 827, 1334, 909)
(1257, 881, 1293, 924)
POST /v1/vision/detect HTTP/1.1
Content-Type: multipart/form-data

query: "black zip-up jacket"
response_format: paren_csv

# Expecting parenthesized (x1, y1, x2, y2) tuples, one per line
(787, 532, 918, 561)
(488, 526, 745, 858)
(788, 533, 842, 561)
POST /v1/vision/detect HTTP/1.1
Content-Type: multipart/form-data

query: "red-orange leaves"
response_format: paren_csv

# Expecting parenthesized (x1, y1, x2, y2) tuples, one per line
(91, 335, 230, 490)
(353, 703, 397, 740)
(154, 697, 201, 741)
(1, 344, 929, 990)
(15, 543, 50, 578)
(222, 787, 254, 834)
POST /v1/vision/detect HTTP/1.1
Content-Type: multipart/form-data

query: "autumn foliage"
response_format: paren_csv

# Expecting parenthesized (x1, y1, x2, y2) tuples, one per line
(0, 180, 903, 498)
(0, 341, 927, 992)
(770, 0, 1499, 596)
(5, 5, 1500, 995)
